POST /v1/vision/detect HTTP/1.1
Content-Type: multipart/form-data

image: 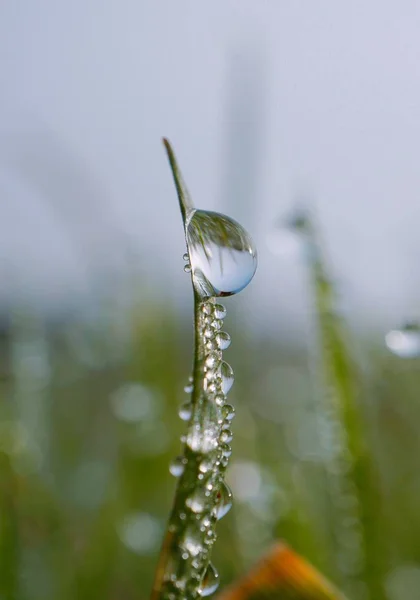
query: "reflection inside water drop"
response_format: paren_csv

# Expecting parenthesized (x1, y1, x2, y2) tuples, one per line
(178, 402, 192, 421)
(215, 481, 232, 520)
(386, 321, 420, 358)
(199, 562, 219, 596)
(186, 209, 257, 298)
(219, 361, 234, 394)
(169, 456, 186, 477)
(216, 331, 231, 350)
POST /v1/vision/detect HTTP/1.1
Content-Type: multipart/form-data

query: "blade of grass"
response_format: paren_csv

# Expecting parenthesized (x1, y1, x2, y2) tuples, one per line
(294, 211, 385, 599)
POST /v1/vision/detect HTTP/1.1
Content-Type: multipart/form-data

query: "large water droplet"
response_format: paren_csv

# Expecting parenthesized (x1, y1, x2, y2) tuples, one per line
(219, 361, 234, 394)
(164, 140, 257, 298)
(216, 331, 231, 350)
(186, 209, 257, 298)
(386, 321, 420, 358)
(169, 456, 186, 477)
(215, 481, 233, 520)
(199, 562, 220, 597)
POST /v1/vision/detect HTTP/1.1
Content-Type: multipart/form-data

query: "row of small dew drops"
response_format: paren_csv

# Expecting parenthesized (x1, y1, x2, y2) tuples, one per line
(166, 253, 236, 597)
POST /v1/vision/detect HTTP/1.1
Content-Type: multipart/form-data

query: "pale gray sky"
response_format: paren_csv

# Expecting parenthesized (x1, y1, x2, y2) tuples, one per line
(1, 1, 420, 334)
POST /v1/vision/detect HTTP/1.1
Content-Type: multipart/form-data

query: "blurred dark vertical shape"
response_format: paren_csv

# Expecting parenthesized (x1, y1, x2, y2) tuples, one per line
(220, 48, 266, 226)
(217, 48, 270, 569)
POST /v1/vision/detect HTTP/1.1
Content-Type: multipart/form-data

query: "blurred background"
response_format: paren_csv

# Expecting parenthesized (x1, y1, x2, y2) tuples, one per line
(1, 2, 420, 599)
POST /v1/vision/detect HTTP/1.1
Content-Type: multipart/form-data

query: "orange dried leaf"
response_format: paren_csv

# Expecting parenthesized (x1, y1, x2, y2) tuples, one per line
(216, 542, 348, 600)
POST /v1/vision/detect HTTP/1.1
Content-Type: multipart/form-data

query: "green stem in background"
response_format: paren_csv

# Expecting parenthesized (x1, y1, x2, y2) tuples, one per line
(151, 139, 257, 599)
(292, 212, 385, 600)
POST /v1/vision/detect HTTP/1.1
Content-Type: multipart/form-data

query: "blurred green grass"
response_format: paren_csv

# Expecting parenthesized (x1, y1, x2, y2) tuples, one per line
(1, 237, 420, 600)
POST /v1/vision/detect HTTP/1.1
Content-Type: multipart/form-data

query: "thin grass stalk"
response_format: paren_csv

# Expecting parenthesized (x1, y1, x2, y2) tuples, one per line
(297, 213, 385, 599)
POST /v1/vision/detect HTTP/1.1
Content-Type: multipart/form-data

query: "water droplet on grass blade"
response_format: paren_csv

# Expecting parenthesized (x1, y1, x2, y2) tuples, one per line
(214, 304, 227, 319)
(199, 458, 214, 474)
(169, 456, 186, 477)
(386, 321, 420, 358)
(215, 481, 233, 519)
(178, 402, 192, 421)
(221, 444, 232, 458)
(222, 404, 235, 421)
(199, 562, 220, 596)
(186, 489, 207, 513)
(220, 429, 233, 443)
(205, 353, 220, 369)
(219, 361, 234, 394)
(181, 528, 204, 557)
(216, 331, 231, 350)
(187, 424, 218, 453)
(186, 209, 257, 298)
(163, 139, 257, 298)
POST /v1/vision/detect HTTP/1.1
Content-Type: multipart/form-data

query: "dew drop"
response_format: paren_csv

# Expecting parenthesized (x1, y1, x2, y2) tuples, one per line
(207, 382, 217, 394)
(199, 562, 219, 596)
(211, 319, 222, 331)
(221, 404, 235, 421)
(216, 331, 231, 350)
(215, 394, 225, 407)
(179, 403, 192, 421)
(386, 321, 420, 358)
(204, 369, 217, 383)
(205, 353, 220, 369)
(169, 456, 186, 477)
(199, 458, 214, 474)
(214, 304, 227, 319)
(184, 263, 192, 273)
(184, 383, 194, 393)
(186, 489, 207, 513)
(206, 340, 217, 352)
(221, 444, 232, 458)
(181, 528, 204, 557)
(186, 209, 257, 298)
(215, 482, 233, 520)
(202, 516, 212, 529)
(219, 361, 234, 394)
(183, 252, 189, 261)
(201, 302, 214, 315)
(187, 425, 218, 454)
(220, 429, 233, 444)
(220, 455, 229, 468)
